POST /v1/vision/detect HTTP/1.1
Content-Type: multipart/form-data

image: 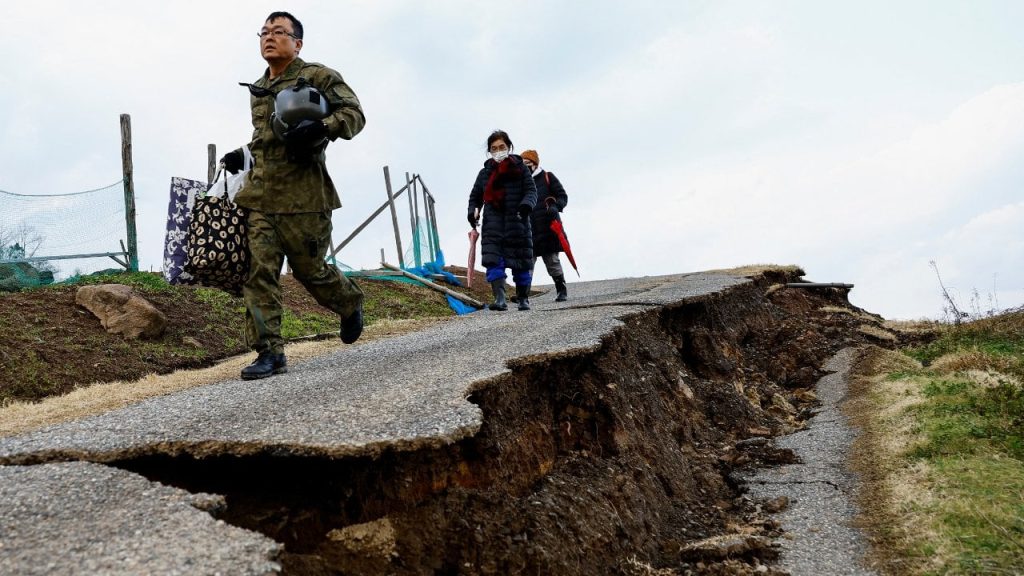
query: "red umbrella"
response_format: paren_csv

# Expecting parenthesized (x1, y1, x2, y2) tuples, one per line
(550, 219, 579, 277)
(466, 226, 480, 288)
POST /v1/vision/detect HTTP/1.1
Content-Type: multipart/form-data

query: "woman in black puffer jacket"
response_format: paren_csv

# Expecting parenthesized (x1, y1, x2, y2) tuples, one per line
(467, 130, 538, 311)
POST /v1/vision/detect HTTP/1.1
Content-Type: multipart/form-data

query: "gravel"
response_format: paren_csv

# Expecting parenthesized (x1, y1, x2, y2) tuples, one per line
(744, 347, 878, 576)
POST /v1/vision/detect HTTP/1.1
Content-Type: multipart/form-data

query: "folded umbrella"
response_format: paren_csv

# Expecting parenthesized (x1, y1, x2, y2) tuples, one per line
(550, 219, 579, 277)
(466, 226, 480, 288)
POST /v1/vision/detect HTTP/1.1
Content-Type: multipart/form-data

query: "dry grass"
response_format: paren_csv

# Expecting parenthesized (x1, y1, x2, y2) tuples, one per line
(857, 323, 898, 342)
(883, 318, 943, 334)
(846, 347, 936, 574)
(0, 317, 446, 437)
(930, 351, 1018, 378)
(621, 556, 678, 576)
(848, 341, 1024, 574)
(821, 306, 884, 323)
(710, 263, 804, 277)
(967, 305, 1024, 336)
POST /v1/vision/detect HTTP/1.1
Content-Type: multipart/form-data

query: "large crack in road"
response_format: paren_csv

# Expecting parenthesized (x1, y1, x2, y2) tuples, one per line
(0, 270, 891, 575)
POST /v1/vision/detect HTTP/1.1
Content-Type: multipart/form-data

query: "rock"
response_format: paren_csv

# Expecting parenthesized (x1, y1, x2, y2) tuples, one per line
(735, 437, 769, 450)
(325, 517, 396, 559)
(182, 336, 203, 348)
(75, 284, 167, 339)
(678, 533, 775, 561)
(770, 393, 796, 415)
(762, 496, 789, 513)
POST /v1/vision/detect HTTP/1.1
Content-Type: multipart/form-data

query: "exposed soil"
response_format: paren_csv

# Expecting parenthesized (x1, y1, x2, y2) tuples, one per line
(104, 270, 900, 575)
(0, 268, 497, 404)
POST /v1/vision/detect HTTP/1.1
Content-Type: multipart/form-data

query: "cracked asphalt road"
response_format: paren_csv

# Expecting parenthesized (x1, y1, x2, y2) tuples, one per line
(745, 347, 878, 576)
(0, 272, 748, 575)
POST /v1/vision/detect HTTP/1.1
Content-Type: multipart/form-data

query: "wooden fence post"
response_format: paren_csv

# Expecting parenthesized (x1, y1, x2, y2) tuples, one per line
(207, 144, 217, 184)
(119, 114, 139, 272)
(384, 166, 405, 268)
(420, 177, 441, 262)
(406, 172, 419, 267)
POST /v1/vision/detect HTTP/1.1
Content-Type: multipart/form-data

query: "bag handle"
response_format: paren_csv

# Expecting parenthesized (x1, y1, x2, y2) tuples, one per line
(202, 167, 225, 199)
(205, 146, 253, 199)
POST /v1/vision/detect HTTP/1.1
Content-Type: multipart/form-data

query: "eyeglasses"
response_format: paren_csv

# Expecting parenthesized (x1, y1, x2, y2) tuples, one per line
(257, 28, 298, 40)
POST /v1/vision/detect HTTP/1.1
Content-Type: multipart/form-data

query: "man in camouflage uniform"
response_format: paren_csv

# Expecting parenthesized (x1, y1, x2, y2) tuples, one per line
(222, 11, 365, 380)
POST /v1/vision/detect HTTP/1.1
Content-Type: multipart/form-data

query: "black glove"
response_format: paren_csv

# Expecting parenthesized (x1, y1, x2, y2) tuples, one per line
(220, 149, 244, 174)
(518, 204, 532, 221)
(283, 120, 329, 146)
(544, 196, 561, 215)
(467, 209, 478, 228)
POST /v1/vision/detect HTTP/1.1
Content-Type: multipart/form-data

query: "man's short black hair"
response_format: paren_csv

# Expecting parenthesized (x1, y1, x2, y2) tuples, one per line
(266, 11, 303, 39)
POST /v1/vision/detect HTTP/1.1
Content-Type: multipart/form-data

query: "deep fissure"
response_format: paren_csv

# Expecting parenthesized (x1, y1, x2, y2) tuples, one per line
(101, 275, 873, 574)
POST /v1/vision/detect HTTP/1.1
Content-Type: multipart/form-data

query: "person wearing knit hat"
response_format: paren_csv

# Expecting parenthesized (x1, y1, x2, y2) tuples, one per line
(521, 149, 571, 302)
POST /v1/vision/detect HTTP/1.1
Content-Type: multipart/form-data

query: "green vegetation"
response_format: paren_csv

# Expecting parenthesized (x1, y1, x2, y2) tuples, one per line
(0, 270, 467, 404)
(867, 307, 1024, 574)
(282, 309, 338, 339)
(906, 308, 1024, 379)
(59, 270, 177, 293)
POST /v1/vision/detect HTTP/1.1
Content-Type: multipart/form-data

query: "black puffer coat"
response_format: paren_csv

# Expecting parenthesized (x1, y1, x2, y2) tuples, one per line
(529, 170, 568, 256)
(467, 155, 538, 270)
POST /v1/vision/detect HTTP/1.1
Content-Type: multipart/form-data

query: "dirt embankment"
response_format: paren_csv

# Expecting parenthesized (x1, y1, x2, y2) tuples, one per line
(116, 271, 894, 575)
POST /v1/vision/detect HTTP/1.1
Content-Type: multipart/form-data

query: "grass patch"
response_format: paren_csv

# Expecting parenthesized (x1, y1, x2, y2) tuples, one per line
(906, 308, 1024, 376)
(59, 270, 177, 293)
(0, 271, 462, 405)
(850, 309, 1024, 574)
(282, 309, 338, 339)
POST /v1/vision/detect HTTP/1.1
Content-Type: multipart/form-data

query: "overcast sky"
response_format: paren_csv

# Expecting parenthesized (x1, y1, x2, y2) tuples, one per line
(1, 1, 1021, 320)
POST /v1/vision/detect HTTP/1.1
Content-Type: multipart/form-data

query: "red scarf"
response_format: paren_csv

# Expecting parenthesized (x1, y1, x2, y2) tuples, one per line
(483, 159, 521, 207)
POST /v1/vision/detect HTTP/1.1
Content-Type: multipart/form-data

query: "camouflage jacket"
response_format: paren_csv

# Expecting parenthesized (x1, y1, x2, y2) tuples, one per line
(234, 58, 365, 213)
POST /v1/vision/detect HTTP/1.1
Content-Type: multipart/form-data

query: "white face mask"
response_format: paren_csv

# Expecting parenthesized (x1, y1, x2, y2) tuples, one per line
(491, 149, 509, 163)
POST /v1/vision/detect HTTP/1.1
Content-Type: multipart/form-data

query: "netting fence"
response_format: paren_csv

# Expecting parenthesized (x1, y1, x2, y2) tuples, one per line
(0, 179, 131, 291)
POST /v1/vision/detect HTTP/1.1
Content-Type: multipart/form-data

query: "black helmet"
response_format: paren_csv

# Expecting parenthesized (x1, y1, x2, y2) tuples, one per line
(270, 77, 329, 143)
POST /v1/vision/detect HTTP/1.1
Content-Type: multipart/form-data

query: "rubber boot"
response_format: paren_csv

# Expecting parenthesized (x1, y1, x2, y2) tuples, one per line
(489, 279, 508, 311)
(517, 284, 531, 311)
(553, 275, 568, 302)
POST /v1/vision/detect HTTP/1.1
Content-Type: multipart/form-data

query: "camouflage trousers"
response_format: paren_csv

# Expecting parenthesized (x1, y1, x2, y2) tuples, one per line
(243, 210, 363, 354)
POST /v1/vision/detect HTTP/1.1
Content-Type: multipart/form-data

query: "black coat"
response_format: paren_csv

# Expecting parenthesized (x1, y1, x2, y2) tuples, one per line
(529, 170, 568, 256)
(468, 155, 538, 270)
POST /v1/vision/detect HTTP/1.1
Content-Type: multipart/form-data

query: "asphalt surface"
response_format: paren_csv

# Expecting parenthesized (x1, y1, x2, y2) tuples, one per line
(0, 461, 281, 576)
(0, 272, 748, 575)
(745, 347, 877, 576)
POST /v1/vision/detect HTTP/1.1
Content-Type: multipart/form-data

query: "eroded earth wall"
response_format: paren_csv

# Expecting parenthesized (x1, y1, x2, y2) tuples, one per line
(105, 272, 892, 575)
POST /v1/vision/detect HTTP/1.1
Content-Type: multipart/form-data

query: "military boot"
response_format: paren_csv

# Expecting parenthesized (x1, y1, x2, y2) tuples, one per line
(489, 279, 508, 311)
(340, 300, 364, 344)
(241, 351, 287, 380)
(553, 274, 568, 302)
(517, 284, 531, 311)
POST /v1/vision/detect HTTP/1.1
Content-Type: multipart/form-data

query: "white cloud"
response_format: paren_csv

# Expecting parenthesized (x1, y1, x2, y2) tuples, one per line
(2, 2, 1024, 319)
